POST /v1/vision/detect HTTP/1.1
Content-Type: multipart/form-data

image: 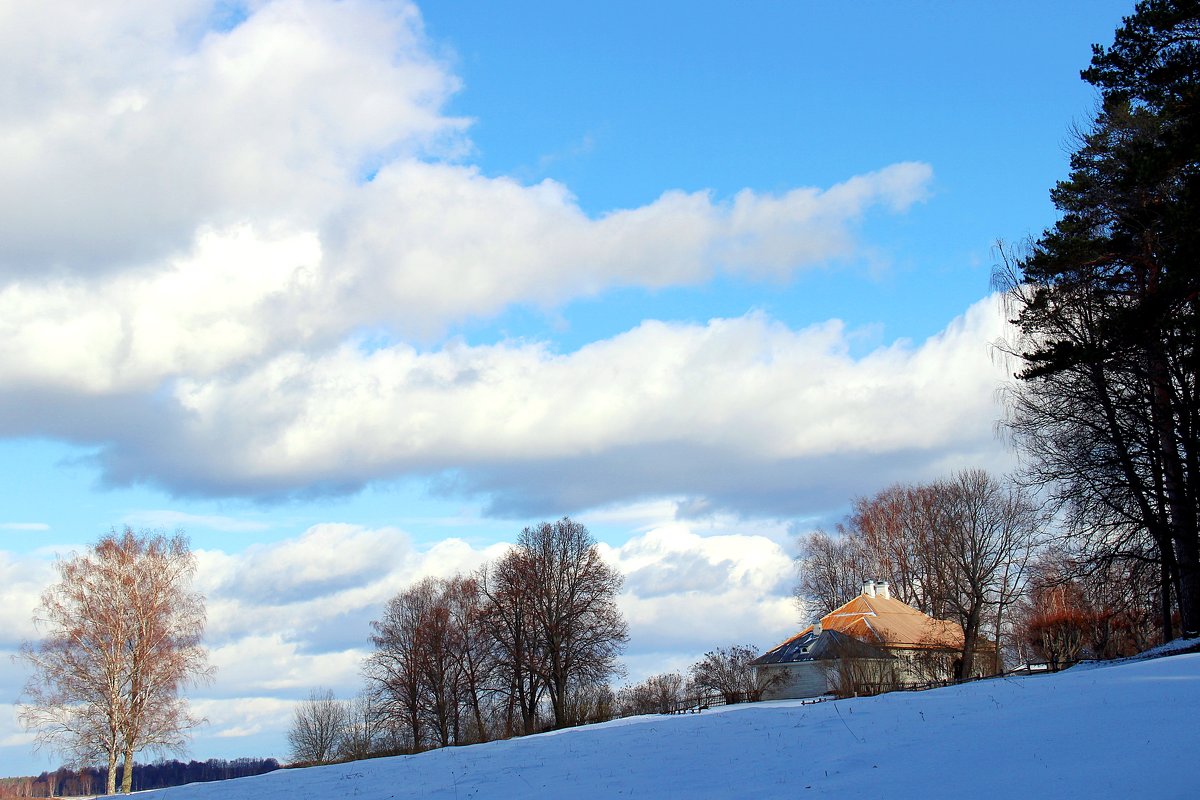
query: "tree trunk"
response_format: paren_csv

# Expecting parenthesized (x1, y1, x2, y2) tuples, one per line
(959, 601, 983, 680)
(1149, 349, 1200, 636)
(549, 682, 566, 729)
(1175, 539, 1200, 636)
(1161, 559, 1175, 641)
(121, 750, 134, 794)
(106, 751, 118, 796)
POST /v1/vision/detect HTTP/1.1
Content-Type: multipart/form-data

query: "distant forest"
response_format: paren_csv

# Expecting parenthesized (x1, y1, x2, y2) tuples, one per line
(0, 757, 280, 798)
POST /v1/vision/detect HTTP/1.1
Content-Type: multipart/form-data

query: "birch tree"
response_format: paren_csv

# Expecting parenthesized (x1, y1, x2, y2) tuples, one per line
(19, 529, 210, 795)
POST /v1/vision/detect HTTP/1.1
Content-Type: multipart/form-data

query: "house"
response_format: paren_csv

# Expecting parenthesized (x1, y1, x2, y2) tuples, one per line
(753, 580, 988, 699)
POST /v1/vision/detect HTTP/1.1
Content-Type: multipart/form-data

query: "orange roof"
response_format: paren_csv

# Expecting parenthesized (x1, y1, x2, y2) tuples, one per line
(776, 593, 964, 652)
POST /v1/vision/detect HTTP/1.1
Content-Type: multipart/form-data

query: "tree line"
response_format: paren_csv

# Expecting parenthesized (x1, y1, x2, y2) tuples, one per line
(995, 0, 1200, 640)
(616, 645, 781, 715)
(289, 518, 630, 763)
(0, 758, 280, 798)
(291, 640, 781, 765)
(288, 517, 787, 764)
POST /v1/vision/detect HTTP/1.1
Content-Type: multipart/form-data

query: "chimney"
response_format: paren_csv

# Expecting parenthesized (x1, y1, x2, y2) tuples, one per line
(862, 580, 876, 598)
(812, 620, 822, 636)
(875, 581, 891, 600)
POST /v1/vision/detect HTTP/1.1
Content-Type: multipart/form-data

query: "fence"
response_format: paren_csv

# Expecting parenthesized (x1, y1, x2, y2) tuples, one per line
(662, 689, 829, 715)
(655, 661, 1063, 715)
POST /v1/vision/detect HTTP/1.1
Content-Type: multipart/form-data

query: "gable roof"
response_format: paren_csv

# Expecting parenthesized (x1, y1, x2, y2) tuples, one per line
(751, 628, 895, 665)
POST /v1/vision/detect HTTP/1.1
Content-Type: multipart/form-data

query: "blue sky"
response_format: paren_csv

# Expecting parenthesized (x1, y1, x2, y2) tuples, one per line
(0, 0, 1131, 776)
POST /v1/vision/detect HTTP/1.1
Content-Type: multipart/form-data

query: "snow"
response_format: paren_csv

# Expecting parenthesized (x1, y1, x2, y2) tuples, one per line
(138, 653, 1199, 799)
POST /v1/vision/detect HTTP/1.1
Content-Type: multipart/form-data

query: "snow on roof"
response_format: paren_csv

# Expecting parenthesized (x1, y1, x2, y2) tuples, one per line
(763, 591, 965, 657)
(751, 628, 895, 665)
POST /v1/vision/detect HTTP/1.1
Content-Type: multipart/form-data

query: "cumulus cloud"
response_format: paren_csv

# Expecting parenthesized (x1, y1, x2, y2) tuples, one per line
(42, 294, 1002, 515)
(189, 697, 296, 741)
(0, 713, 35, 749)
(0, 1, 954, 517)
(194, 525, 507, 657)
(0, 296, 1010, 516)
(605, 524, 799, 660)
(325, 160, 932, 332)
(0, 0, 463, 276)
(0, 0, 933, 349)
(0, 553, 54, 648)
(0, 166, 934, 395)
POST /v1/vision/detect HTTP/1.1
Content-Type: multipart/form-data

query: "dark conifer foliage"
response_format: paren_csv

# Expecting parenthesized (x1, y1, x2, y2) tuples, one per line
(997, 0, 1200, 636)
(0, 758, 280, 798)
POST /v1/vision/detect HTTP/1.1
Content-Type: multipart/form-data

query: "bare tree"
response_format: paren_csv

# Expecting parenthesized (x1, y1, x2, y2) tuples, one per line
(366, 581, 433, 751)
(337, 690, 383, 761)
(114, 534, 211, 792)
(794, 473, 1041, 676)
(443, 575, 493, 743)
(367, 519, 627, 744)
(413, 579, 464, 748)
(19, 529, 210, 796)
(689, 645, 778, 704)
(794, 527, 870, 615)
(617, 671, 686, 716)
(561, 682, 616, 726)
(287, 688, 346, 765)
(513, 518, 629, 728)
(851, 484, 951, 618)
(932, 470, 1041, 677)
(1015, 548, 1162, 669)
(367, 576, 494, 749)
(479, 551, 547, 737)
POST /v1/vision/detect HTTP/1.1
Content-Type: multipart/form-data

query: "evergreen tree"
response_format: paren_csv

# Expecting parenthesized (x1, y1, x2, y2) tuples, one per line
(998, 1, 1200, 636)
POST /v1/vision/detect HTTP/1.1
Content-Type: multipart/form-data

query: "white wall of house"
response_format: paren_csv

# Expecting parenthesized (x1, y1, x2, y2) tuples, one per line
(756, 663, 832, 701)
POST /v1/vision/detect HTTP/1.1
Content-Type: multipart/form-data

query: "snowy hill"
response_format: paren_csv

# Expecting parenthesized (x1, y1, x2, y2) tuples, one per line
(141, 653, 1199, 800)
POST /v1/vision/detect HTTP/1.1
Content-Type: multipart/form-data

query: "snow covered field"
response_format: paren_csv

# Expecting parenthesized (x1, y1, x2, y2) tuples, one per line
(141, 652, 1199, 800)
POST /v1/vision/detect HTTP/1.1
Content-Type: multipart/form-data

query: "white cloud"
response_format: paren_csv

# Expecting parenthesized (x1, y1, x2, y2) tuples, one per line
(206, 634, 367, 696)
(0, 0, 933, 384)
(58, 295, 1006, 515)
(0, 285, 1010, 516)
(0, 709, 35, 749)
(0, 162, 932, 396)
(0, 553, 54, 647)
(189, 697, 296, 740)
(0, 0, 463, 276)
(0, 295, 1011, 517)
(604, 524, 800, 660)
(0, 1, 949, 515)
(0, 523, 49, 531)
(325, 161, 931, 334)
